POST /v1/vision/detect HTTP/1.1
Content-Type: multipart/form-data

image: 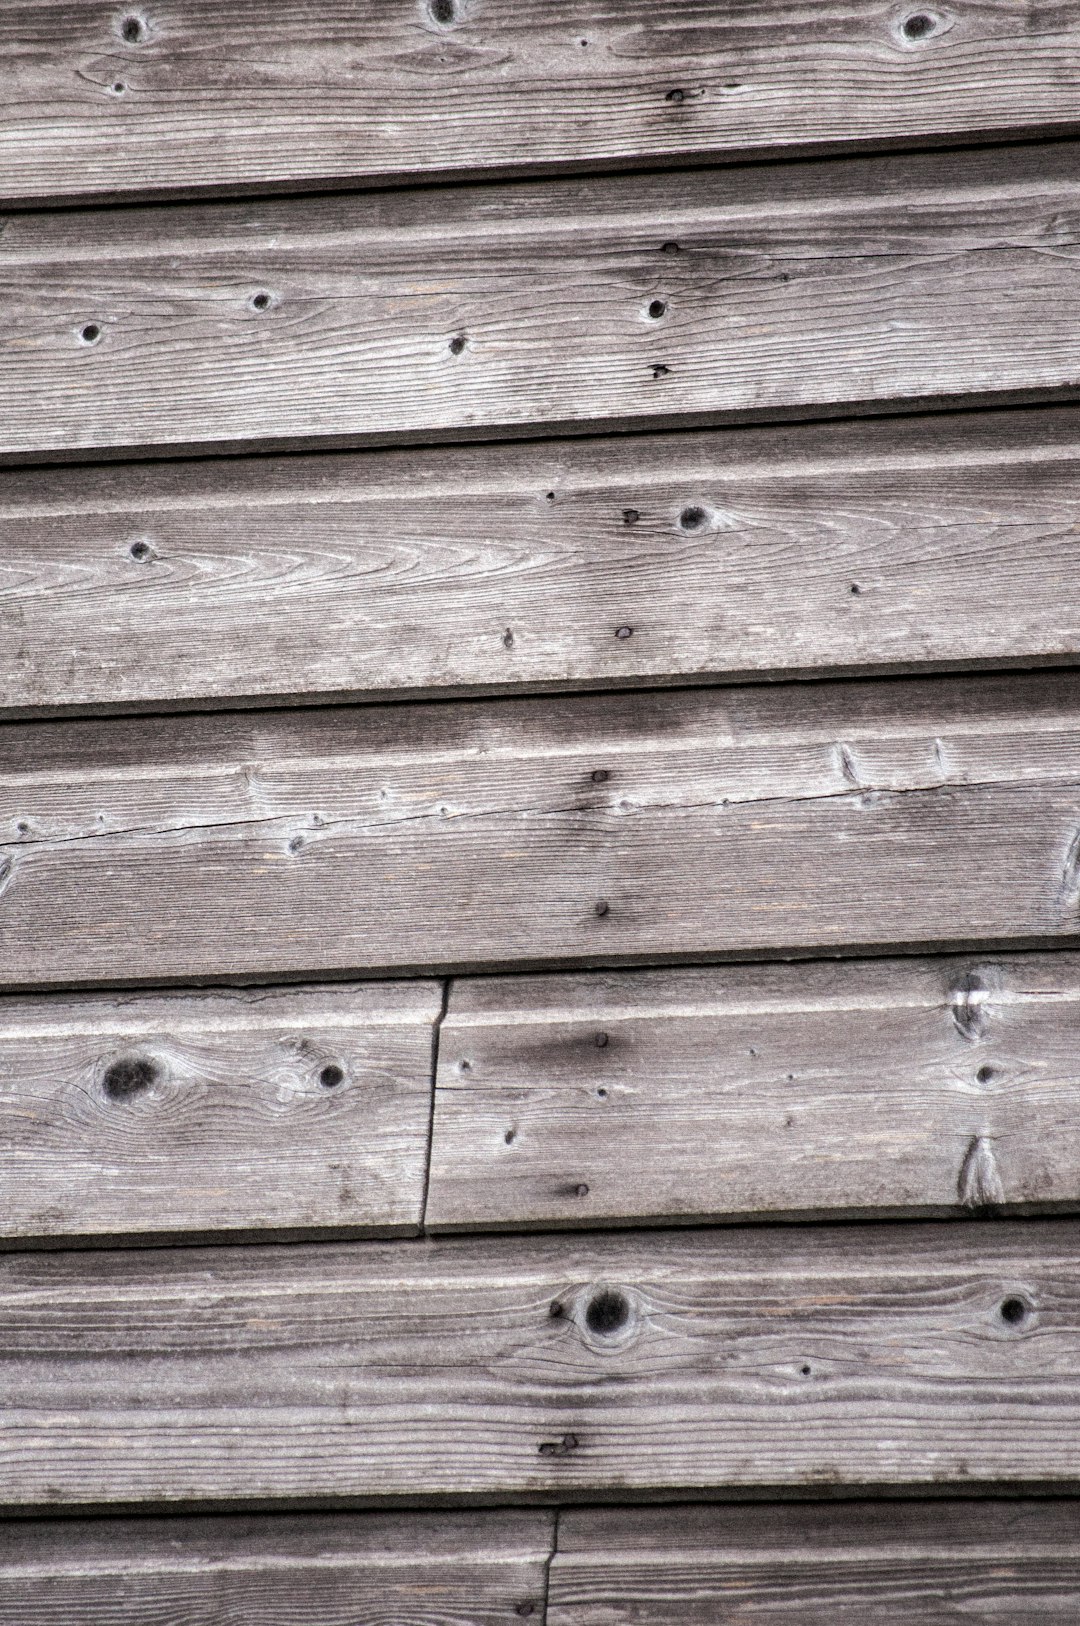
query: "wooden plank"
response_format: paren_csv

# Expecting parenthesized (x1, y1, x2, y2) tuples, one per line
(551, 1501, 1080, 1625)
(3, 1, 1080, 207)
(0, 1508, 554, 1625)
(5, 143, 1080, 462)
(428, 953, 1080, 1232)
(2, 670, 1080, 988)
(2, 1220, 1080, 1508)
(0, 981, 441, 1246)
(8, 407, 1080, 717)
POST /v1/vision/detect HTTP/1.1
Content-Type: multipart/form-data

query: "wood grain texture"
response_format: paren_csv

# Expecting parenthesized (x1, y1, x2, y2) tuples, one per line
(3, 671, 1080, 987)
(1, 1220, 1079, 1509)
(7, 407, 1080, 717)
(5, 142, 1080, 461)
(428, 953, 1080, 1232)
(551, 1501, 1080, 1625)
(0, 981, 441, 1246)
(0, 1508, 553, 1625)
(3, 1, 1080, 206)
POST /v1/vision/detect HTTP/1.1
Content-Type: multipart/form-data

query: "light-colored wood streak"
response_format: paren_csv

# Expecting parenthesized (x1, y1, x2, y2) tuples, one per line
(551, 1501, 1080, 1625)
(0, 981, 440, 1246)
(0, 1508, 553, 1625)
(428, 954, 1080, 1231)
(1, 1220, 1078, 1508)
(6, 408, 1080, 716)
(5, 144, 1080, 461)
(3, 671, 1080, 987)
(2, 1, 1080, 206)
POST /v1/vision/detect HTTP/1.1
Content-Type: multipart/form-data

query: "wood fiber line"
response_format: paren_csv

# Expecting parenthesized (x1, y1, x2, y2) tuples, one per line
(2, 670, 1080, 986)
(429, 952, 1080, 1231)
(3, 0, 1080, 205)
(6, 407, 1080, 716)
(0, 980, 442, 1246)
(5, 143, 1080, 459)
(1, 1221, 1079, 1508)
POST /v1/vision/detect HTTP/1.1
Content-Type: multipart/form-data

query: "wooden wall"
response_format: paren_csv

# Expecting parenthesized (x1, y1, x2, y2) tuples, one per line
(2, 2, 1080, 1619)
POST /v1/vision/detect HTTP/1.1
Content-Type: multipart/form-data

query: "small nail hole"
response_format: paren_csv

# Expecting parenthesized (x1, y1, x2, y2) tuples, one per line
(545, 491, 556, 501)
(651, 363, 670, 378)
(448, 334, 466, 355)
(516, 1607, 536, 1619)
(660, 240, 680, 253)
(594, 1031, 609, 1048)
(585, 1288, 630, 1335)
(977, 1064, 995, 1084)
(596, 1086, 608, 1098)
(128, 539, 151, 561)
(502, 628, 514, 648)
(591, 769, 609, 783)
(575, 1182, 590, 1197)
(250, 291, 271, 312)
(850, 583, 861, 595)
(647, 299, 667, 319)
(622, 508, 640, 524)
(679, 505, 707, 531)
(549, 1301, 564, 1318)
(103, 1055, 157, 1102)
(594, 900, 610, 917)
(459, 1058, 472, 1072)
(666, 87, 686, 102)
(504, 1128, 516, 1144)
(999, 1296, 1029, 1327)
(615, 625, 633, 639)
(111, 81, 126, 93)
(319, 1063, 345, 1089)
(79, 323, 102, 345)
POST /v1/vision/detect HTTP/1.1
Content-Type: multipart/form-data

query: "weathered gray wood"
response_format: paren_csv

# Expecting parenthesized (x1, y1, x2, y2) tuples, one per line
(428, 953, 1080, 1231)
(7, 407, 1080, 716)
(3, 671, 1080, 987)
(2, 1, 1079, 207)
(1, 1220, 1079, 1508)
(5, 144, 1080, 461)
(551, 1501, 1080, 1625)
(0, 1508, 553, 1625)
(0, 981, 440, 1246)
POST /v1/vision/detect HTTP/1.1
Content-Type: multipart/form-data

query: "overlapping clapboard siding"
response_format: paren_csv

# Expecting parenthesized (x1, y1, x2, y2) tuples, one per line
(5, 406, 1080, 717)
(7, 952, 1080, 1247)
(0, 981, 441, 1246)
(4, 1, 1079, 207)
(0, 1509, 554, 1624)
(5, 143, 1080, 461)
(550, 1502, 1080, 1624)
(0, 1221, 1076, 1510)
(428, 954, 1080, 1230)
(2, 671, 1080, 987)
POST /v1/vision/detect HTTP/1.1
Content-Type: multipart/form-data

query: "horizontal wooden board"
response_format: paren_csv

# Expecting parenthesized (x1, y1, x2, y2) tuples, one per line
(0, 981, 440, 1246)
(0, 1508, 553, 1625)
(3, 671, 1080, 987)
(3, 1, 1080, 207)
(5, 143, 1080, 461)
(2, 1220, 1079, 1508)
(551, 1501, 1080, 1625)
(7, 407, 1080, 716)
(428, 953, 1080, 1231)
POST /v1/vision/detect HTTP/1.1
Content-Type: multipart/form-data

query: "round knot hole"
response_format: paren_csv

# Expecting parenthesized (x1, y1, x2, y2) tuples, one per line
(647, 299, 667, 319)
(79, 323, 102, 345)
(128, 539, 152, 561)
(448, 334, 466, 355)
(679, 505, 708, 532)
(622, 507, 640, 525)
(429, 0, 456, 22)
(319, 1063, 345, 1089)
(586, 1288, 630, 1336)
(250, 291, 271, 312)
(976, 1064, 995, 1084)
(999, 1295, 1029, 1328)
(901, 10, 935, 37)
(103, 1054, 158, 1102)
(120, 14, 145, 43)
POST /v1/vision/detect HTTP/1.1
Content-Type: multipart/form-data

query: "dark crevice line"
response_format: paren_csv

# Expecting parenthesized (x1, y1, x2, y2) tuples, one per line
(418, 976, 451, 1233)
(541, 1506, 559, 1625)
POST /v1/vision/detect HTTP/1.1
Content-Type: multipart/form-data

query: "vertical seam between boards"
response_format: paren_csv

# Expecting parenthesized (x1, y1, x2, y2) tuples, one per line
(418, 975, 452, 1232)
(541, 1506, 560, 1625)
